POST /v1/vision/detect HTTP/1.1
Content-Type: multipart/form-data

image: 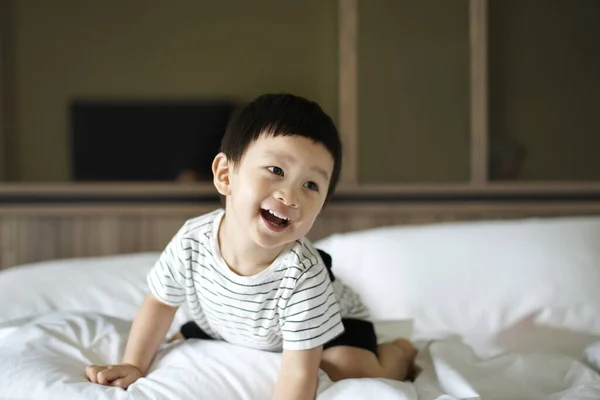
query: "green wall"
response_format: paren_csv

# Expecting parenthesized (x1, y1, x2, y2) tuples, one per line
(5, 0, 338, 181)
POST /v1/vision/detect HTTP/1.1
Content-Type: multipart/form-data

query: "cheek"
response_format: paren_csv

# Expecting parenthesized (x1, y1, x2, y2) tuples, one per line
(236, 174, 268, 205)
(302, 197, 326, 221)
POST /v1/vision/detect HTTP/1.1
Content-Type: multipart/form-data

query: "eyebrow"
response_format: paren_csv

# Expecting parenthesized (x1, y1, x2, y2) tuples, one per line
(265, 150, 330, 182)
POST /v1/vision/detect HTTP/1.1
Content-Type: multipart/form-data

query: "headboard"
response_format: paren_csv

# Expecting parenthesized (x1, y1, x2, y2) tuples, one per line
(2, 183, 600, 270)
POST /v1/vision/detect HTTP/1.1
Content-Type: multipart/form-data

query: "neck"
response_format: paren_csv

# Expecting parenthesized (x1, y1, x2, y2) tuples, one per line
(218, 211, 286, 276)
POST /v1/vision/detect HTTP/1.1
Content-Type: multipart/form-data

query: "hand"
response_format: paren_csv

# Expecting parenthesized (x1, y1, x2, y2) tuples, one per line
(85, 363, 144, 389)
(165, 331, 184, 343)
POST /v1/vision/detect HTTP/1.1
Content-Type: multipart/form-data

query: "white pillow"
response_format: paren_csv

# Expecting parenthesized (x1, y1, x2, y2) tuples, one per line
(0, 252, 159, 326)
(586, 341, 600, 373)
(0, 250, 413, 342)
(314, 216, 600, 358)
(0, 252, 204, 336)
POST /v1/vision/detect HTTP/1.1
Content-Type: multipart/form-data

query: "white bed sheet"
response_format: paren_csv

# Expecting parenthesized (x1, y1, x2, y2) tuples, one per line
(1, 312, 600, 400)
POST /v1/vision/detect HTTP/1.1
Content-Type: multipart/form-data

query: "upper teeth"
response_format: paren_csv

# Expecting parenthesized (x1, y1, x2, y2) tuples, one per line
(268, 209, 289, 220)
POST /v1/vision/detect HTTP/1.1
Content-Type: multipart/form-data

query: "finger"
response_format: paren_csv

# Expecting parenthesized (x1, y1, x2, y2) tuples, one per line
(111, 374, 137, 390)
(85, 365, 105, 383)
(97, 367, 125, 385)
(110, 378, 127, 389)
(166, 332, 184, 343)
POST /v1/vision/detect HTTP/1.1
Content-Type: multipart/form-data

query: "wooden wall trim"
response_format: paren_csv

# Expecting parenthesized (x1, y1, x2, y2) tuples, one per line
(7, 181, 600, 201)
(470, 0, 489, 185)
(4, 185, 600, 210)
(0, 204, 221, 216)
(0, 0, 15, 182)
(338, 0, 358, 184)
(336, 182, 600, 196)
(0, 5, 5, 181)
(0, 182, 219, 196)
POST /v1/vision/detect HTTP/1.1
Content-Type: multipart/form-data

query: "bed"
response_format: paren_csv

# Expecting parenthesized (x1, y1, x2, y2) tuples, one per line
(2, 215, 600, 399)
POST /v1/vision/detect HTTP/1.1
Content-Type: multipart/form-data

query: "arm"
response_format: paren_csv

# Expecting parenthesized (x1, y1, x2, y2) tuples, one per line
(272, 347, 323, 400)
(88, 223, 190, 388)
(86, 293, 178, 388)
(274, 246, 344, 398)
(122, 292, 178, 374)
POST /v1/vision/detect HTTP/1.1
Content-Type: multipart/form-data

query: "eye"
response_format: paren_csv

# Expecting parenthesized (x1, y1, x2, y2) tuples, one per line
(267, 166, 284, 176)
(304, 181, 319, 192)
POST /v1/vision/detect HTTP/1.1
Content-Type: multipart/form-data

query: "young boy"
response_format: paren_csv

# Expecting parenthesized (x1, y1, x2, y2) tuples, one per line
(85, 94, 417, 399)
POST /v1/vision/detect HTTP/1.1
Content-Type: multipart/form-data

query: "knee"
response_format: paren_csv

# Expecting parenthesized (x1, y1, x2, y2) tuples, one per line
(320, 346, 382, 381)
(385, 339, 418, 362)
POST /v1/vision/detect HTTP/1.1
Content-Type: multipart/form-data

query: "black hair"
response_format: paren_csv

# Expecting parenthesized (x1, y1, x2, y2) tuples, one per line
(220, 93, 342, 201)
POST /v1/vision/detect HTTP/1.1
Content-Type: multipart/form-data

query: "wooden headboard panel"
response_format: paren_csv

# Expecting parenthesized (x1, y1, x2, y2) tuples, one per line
(2, 189, 600, 270)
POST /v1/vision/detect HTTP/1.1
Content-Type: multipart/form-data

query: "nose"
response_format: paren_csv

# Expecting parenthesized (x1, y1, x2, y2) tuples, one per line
(274, 187, 298, 208)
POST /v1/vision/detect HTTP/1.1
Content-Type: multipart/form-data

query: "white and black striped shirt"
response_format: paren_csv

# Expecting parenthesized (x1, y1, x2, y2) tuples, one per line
(147, 209, 345, 351)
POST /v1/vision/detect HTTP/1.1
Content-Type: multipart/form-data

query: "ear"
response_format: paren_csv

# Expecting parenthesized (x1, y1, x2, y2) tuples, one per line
(212, 152, 232, 196)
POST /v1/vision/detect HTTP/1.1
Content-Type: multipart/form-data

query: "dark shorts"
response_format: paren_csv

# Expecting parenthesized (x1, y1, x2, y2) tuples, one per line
(323, 318, 378, 356)
(180, 317, 378, 357)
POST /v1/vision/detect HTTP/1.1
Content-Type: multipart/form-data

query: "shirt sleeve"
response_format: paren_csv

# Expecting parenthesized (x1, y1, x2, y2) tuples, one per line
(146, 223, 190, 307)
(280, 262, 345, 351)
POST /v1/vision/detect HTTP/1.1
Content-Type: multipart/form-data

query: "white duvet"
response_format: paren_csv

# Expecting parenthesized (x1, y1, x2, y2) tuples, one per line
(1, 312, 600, 400)
(0, 312, 416, 400)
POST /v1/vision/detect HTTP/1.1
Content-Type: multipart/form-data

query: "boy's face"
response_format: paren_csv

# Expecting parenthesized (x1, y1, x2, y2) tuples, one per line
(220, 134, 334, 250)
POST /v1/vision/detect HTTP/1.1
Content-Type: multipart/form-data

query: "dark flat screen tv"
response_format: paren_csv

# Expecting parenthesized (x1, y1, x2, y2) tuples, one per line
(70, 100, 236, 181)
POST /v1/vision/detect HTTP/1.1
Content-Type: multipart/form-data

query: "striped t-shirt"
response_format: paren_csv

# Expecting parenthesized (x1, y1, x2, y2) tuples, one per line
(147, 209, 345, 351)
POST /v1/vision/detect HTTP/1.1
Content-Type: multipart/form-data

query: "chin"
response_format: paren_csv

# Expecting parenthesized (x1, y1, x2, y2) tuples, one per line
(253, 226, 303, 250)
(252, 230, 291, 249)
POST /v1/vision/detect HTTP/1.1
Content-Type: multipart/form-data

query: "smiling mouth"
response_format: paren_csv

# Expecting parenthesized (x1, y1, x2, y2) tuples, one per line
(260, 208, 290, 228)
